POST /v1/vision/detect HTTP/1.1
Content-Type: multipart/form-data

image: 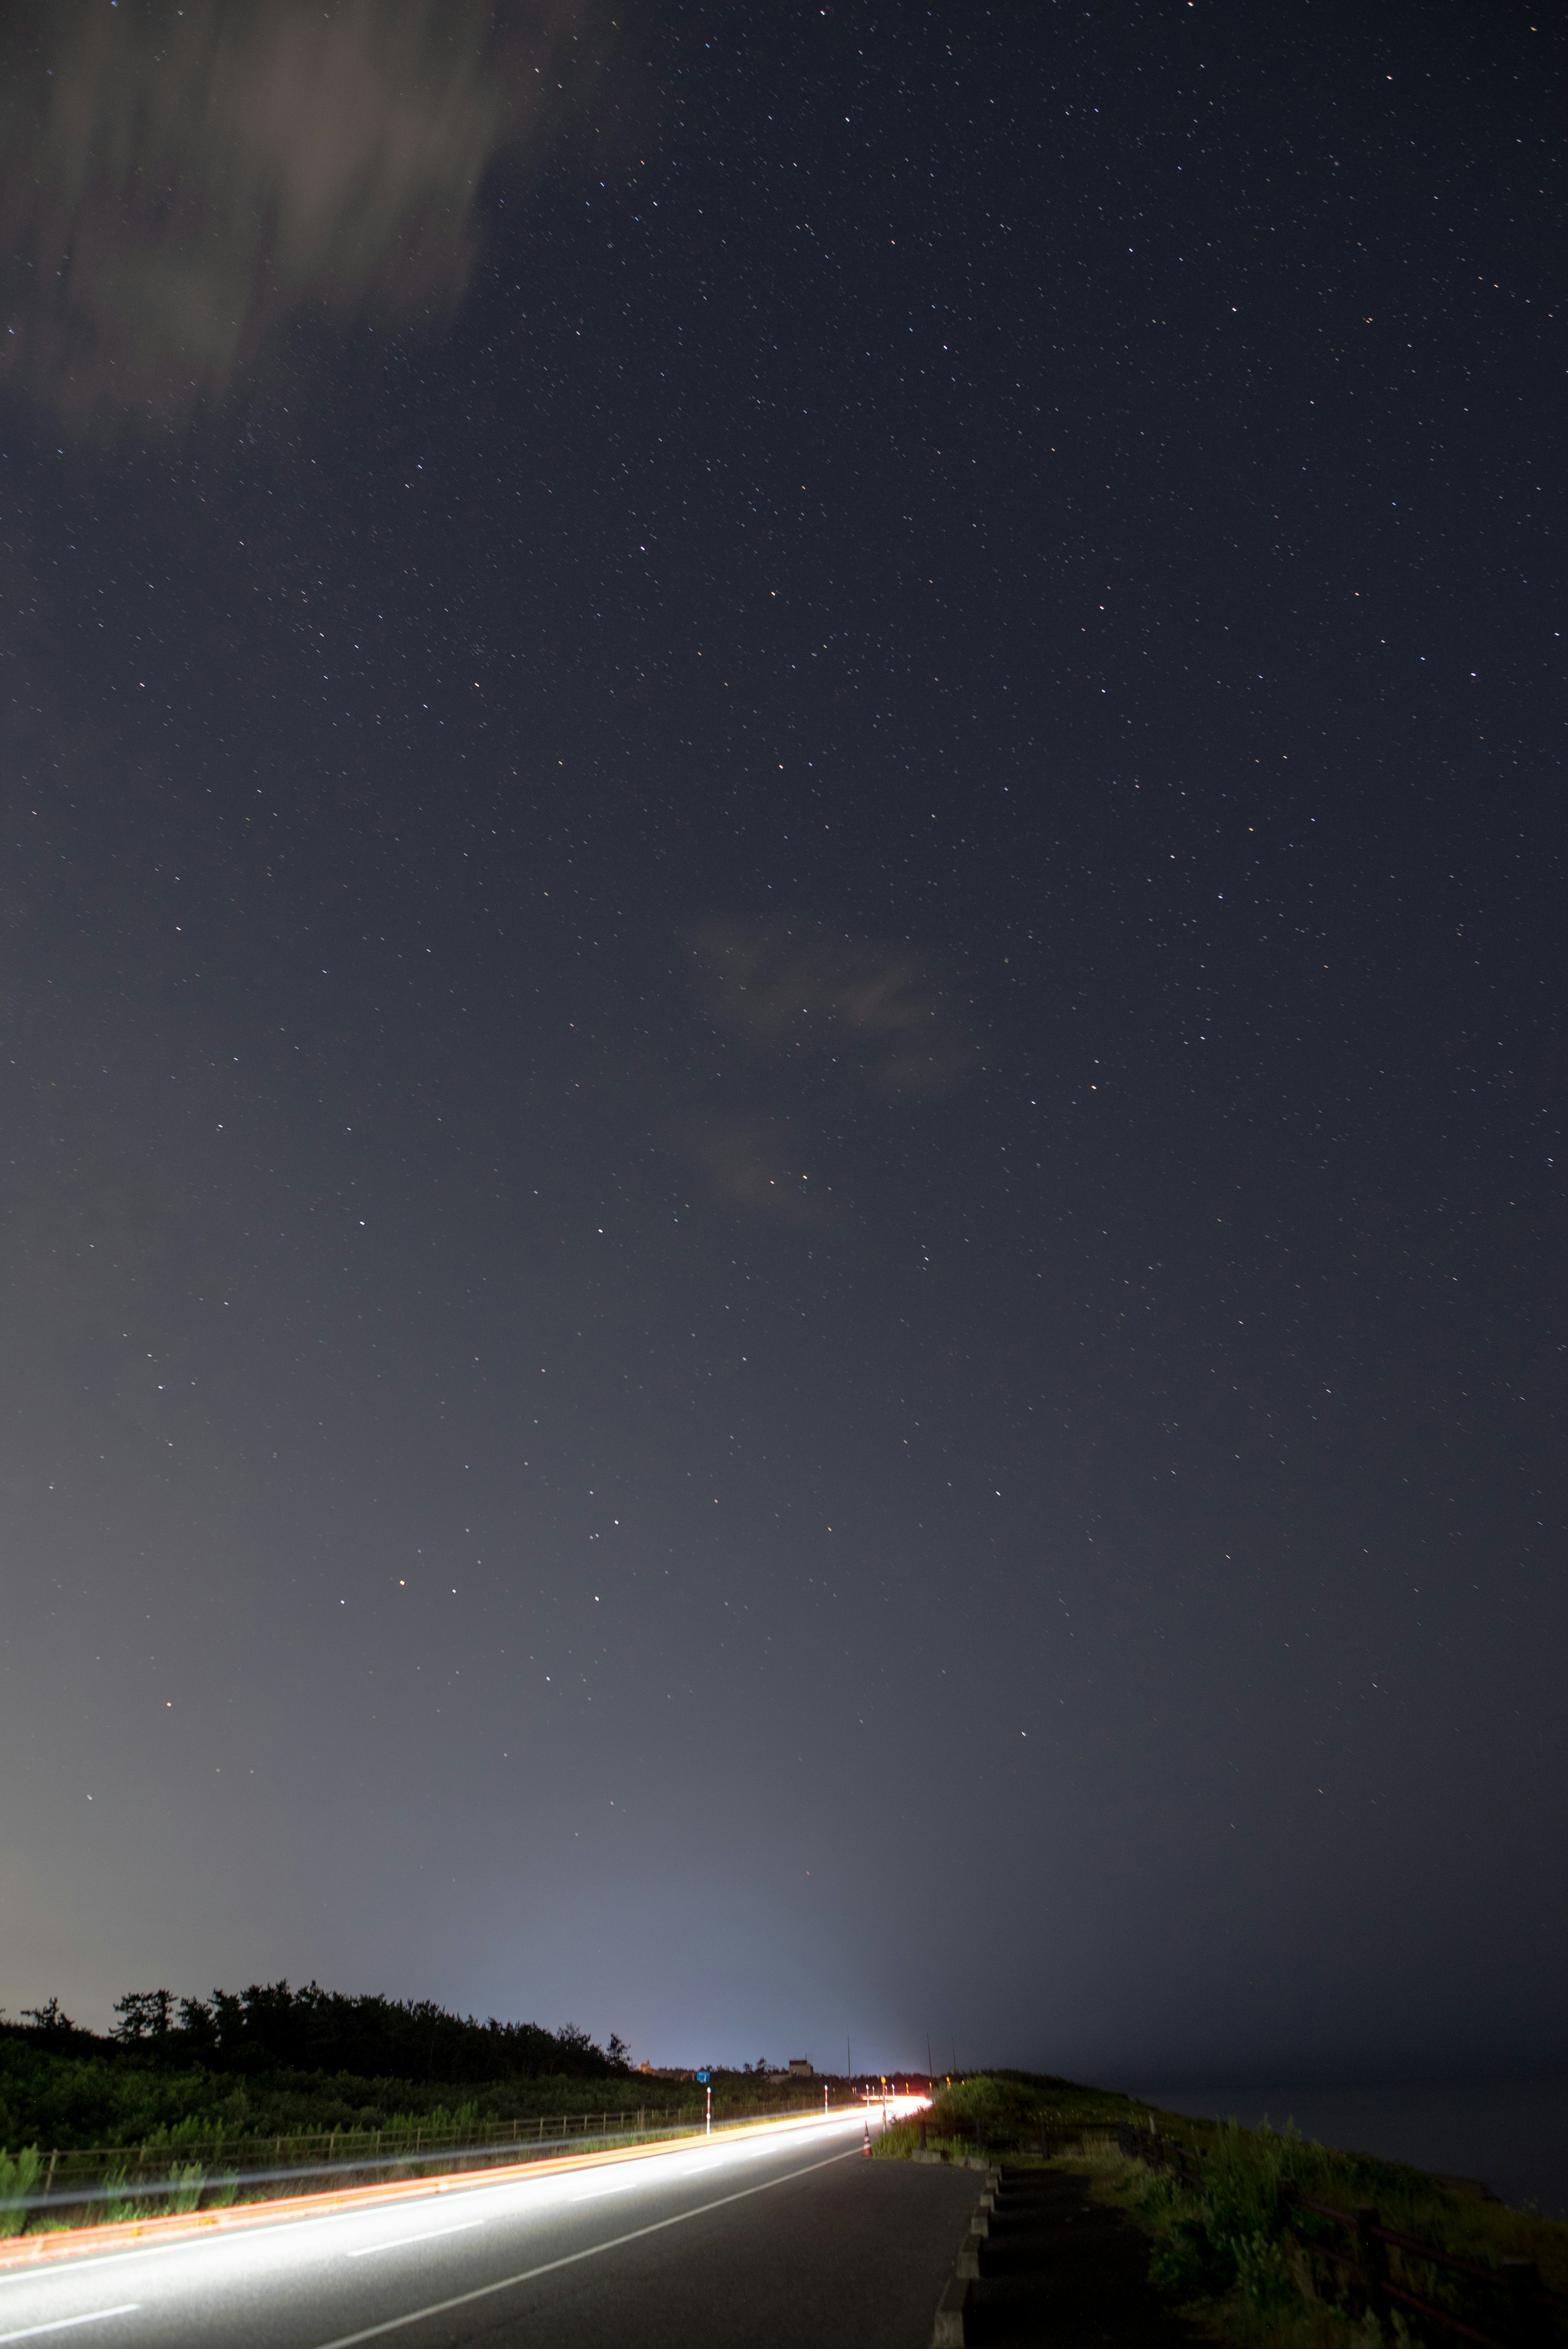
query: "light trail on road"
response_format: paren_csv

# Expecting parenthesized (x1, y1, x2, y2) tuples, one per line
(0, 2101, 931, 2349)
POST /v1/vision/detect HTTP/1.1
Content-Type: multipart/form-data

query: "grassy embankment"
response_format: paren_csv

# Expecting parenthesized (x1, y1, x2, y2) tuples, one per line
(0, 1989, 829, 2235)
(877, 2073, 1568, 2349)
(0, 2031, 776, 2149)
(0, 2054, 825, 2234)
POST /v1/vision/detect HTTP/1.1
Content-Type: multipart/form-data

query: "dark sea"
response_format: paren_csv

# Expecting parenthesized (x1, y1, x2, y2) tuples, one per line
(1125, 2082, 1568, 2218)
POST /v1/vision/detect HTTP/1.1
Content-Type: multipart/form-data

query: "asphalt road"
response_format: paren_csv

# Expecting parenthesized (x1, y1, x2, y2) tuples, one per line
(0, 2115, 981, 2349)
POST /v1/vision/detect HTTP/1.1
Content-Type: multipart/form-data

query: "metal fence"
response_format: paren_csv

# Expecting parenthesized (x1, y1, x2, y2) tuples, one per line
(2, 2099, 835, 2231)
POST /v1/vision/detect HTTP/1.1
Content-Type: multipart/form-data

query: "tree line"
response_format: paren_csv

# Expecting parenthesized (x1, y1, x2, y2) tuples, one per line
(9, 1985, 628, 2084)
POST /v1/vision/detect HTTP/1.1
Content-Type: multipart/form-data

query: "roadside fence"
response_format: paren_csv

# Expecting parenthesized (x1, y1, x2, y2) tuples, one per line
(1278, 2181, 1567, 2349)
(0, 2099, 837, 2235)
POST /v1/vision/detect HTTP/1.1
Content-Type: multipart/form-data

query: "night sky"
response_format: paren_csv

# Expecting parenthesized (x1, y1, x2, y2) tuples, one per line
(2, 0, 1563, 2088)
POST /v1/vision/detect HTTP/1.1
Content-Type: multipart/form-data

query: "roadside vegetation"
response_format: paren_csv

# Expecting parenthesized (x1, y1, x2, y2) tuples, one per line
(874, 2068, 1136, 2156)
(0, 1986, 840, 2234)
(878, 2074, 1568, 2349)
(0, 1985, 653, 2155)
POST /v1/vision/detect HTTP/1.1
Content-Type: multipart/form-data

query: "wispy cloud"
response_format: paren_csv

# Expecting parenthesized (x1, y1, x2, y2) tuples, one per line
(690, 918, 970, 1099)
(675, 1113, 840, 1227)
(0, 0, 607, 430)
(670, 919, 971, 1223)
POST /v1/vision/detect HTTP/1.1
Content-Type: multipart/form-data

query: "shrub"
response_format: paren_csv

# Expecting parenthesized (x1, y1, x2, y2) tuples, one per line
(166, 2162, 207, 2215)
(1087, 2112, 1568, 2349)
(1149, 2214, 1234, 2299)
(0, 2147, 40, 2238)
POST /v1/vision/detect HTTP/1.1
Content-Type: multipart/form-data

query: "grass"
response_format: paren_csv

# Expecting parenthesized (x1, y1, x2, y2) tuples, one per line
(877, 2076, 1568, 2349)
(0, 2082, 843, 2235)
(89, 2159, 232, 2226)
(0, 1999, 843, 2237)
(0, 2149, 39, 2240)
(0, 2036, 700, 2153)
(0, 2028, 824, 2159)
(874, 2067, 1138, 2157)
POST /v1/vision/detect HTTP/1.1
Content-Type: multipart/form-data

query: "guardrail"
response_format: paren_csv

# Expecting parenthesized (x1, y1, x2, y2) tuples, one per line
(0, 2099, 838, 2233)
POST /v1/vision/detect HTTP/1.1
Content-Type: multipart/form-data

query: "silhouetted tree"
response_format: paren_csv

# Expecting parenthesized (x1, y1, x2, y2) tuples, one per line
(112, 1990, 174, 2042)
(177, 1995, 217, 2048)
(105, 1980, 617, 2084)
(21, 1997, 74, 2035)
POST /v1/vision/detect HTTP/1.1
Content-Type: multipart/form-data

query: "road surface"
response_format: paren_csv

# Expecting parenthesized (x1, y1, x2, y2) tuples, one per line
(0, 2112, 980, 2349)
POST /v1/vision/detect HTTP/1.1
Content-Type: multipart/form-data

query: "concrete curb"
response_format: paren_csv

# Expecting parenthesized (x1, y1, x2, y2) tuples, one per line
(932, 2270, 969, 2347)
(930, 2168, 1001, 2346)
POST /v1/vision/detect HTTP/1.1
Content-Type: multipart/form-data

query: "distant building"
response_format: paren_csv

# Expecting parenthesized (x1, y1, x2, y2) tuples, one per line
(786, 2057, 813, 2077)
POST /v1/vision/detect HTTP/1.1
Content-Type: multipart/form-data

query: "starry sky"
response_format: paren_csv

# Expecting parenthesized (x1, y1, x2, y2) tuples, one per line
(1, 0, 1562, 2086)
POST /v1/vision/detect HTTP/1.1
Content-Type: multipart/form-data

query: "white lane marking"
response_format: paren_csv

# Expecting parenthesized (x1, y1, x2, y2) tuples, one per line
(309, 2143, 858, 2349)
(566, 2178, 640, 2202)
(345, 2223, 486, 2261)
(0, 2310, 140, 2344)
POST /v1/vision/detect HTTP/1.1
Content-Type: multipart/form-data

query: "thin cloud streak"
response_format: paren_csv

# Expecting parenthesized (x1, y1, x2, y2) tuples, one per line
(675, 1112, 841, 1227)
(667, 919, 971, 1223)
(691, 918, 970, 1099)
(0, 0, 608, 430)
